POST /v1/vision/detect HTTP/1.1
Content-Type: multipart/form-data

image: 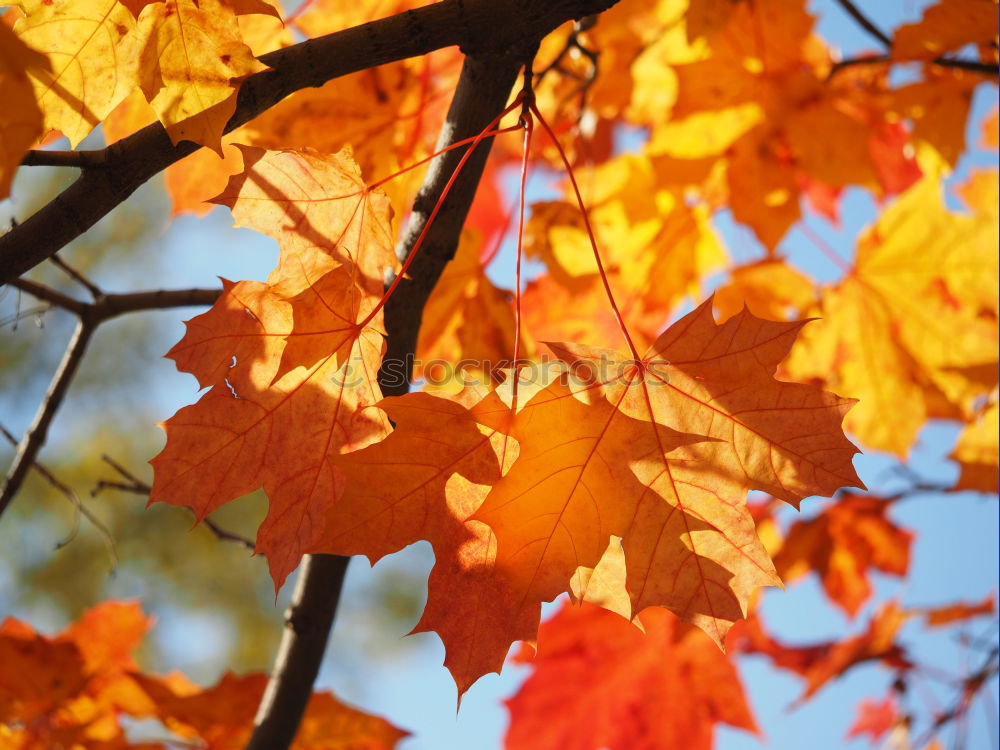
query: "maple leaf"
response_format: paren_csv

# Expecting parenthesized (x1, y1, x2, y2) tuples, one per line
(0, 601, 156, 749)
(526, 156, 726, 311)
(0, 22, 49, 198)
(416, 229, 519, 386)
(773, 494, 912, 617)
(950, 401, 999, 493)
(133, 0, 269, 151)
(786, 169, 999, 455)
(920, 595, 996, 628)
(150, 146, 395, 591)
(738, 603, 912, 701)
(12, 0, 138, 147)
(712, 258, 816, 322)
(535, 300, 863, 643)
(892, 0, 999, 62)
(312, 388, 538, 696)
(846, 696, 900, 745)
(133, 672, 408, 750)
(505, 602, 758, 750)
(888, 71, 981, 168)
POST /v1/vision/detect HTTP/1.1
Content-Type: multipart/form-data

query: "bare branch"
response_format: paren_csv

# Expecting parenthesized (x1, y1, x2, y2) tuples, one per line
(0, 283, 221, 519)
(8, 278, 87, 315)
(89, 288, 222, 322)
(0, 423, 117, 567)
(833, 0, 892, 48)
(0, 0, 620, 286)
(245, 554, 351, 750)
(830, 1, 999, 79)
(94, 454, 255, 550)
(0, 319, 94, 517)
(50, 254, 103, 299)
(829, 53, 1000, 78)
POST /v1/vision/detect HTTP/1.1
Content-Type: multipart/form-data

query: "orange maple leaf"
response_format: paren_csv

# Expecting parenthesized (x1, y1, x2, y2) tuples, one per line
(133, 671, 408, 750)
(313, 388, 538, 696)
(505, 602, 758, 750)
(151, 146, 395, 590)
(739, 603, 912, 701)
(537, 300, 863, 643)
(773, 494, 912, 617)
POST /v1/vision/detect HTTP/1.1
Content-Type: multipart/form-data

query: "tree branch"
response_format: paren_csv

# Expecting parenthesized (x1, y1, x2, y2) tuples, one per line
(833, 0, 892, 48)
(245, 554, 350, 750)
(829, 53, 1000, 78)
(0, 0, 618, 286)
(0, 319, 94, 517)
(0, 280, 222, 518)
(245, 21, 548, 750)
(20, 150, 109, 169)
(830, 1, 999, 79)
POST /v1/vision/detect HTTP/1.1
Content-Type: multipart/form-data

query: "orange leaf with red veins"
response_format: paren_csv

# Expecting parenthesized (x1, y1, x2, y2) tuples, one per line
(542, 300, 862, 644)
(213, 145, 398, 299)
(315, 389, 538, 696)
(892, 0, 999, 61)
(151, 147, 393, 591)
(846, 696, 900, 744)
(473, 378, 706, 613)
(921, 595, 996, 627)
(773, 494, 912, 617)
(0, 23, 49, 199)
(134, 672, 407, 750)
(505, 602, 758, 750)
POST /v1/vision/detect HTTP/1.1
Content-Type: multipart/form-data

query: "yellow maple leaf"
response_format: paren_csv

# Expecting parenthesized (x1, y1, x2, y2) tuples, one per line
(134, 0, 267, 151)
(951, 401, 999, 493)
(787, 174, 999, 455)
(13, 0, 137, 147)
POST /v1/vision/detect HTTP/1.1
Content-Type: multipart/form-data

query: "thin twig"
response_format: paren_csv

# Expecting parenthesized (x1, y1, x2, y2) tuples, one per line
(833, 0, 892, 48)
(0, 423, 117, 569)
(830, 1, 999, 79)
(50, 254, 102, 300)
(0, 319, 95, 517)
(829, 53, 999, 78)
(94, 455, 256, 551)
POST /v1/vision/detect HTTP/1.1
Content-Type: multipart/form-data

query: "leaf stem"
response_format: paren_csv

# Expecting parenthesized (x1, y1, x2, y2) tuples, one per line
(529, 102, 640, 360)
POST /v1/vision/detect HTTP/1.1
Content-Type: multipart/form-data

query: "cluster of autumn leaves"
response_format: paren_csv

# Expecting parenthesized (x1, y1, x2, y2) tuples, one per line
(0, 601, 409, 748)
(2, 0, 998, 747)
